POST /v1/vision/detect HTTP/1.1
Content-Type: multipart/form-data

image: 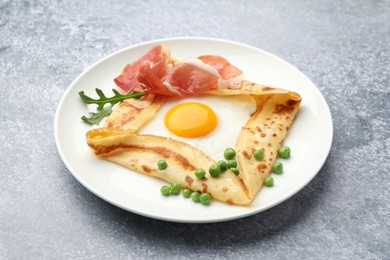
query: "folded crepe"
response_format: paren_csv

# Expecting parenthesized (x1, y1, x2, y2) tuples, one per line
(207, 81, 301, 199)
(104, 94, 165, 131)
(86, 80, 301, 205)
(87, 128, 251, 205)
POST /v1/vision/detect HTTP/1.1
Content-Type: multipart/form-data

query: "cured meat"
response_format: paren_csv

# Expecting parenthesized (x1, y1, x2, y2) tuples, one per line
(163, 62, 219, 96)
(137, 62, 219, 97)
(114, 44, 244, 96)
(198, 55, 243, 89)
(114, 44, 171, 92)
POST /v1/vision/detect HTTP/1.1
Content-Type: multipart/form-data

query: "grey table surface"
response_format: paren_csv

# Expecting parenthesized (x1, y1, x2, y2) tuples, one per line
(1, 0, 389, 259)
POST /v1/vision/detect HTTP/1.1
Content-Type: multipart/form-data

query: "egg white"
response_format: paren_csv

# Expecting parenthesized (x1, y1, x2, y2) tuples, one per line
(140, 95, 257, 161)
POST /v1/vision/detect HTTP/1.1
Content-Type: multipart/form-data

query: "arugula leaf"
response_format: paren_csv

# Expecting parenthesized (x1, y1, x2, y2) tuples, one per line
(81, 105, 113, 125)
(79, 88, 145, 111)
(79, 88, 145, 125)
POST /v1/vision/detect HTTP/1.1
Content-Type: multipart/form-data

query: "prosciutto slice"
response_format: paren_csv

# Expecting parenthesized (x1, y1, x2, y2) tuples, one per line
(114, 44, 171, 92)
(198, 55, 243, 89)
(114, 44, 244, 96)
(137, 62, 219, 97)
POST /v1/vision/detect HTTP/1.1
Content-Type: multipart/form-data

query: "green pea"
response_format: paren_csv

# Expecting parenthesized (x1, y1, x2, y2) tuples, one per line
(217, 160, 228, 171)
(230, 167, 240, 176)
(224, 147, 236, 160)
(157, 160, 168, 170)
(278, 146, 291, 159)
(191, 192, 200, 202)
(199, 193, 211, 205)
(226, 159, 237, 168)
(264, 176, 274, 186)
(160, 185, 171, 196)
(170, 183, 180, 194)
(195, 168, 206, 179)
(183, 188, 191, 198)
(253, 149, 264, 160)
(209, 164, 221, 177)
(272, 162, 283, 174)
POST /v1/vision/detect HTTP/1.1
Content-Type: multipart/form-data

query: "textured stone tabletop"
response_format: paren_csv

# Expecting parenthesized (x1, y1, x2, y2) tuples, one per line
(1, 0, 389, 259)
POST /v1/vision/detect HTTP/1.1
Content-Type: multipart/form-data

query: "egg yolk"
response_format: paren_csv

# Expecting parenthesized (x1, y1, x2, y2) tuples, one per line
(164, 102, 218, 138)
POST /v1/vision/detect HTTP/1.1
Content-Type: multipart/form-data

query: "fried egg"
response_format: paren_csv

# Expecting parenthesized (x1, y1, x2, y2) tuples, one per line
(140, 95, 257, 161)
(164, 102, 218, 138)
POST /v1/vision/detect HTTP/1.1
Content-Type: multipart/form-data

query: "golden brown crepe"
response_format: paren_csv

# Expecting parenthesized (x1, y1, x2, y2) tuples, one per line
(86, 80, 301, 205)
(207, 81, 301, 199)
(104, 94, 165, 131)
(87, 128, 251, 205)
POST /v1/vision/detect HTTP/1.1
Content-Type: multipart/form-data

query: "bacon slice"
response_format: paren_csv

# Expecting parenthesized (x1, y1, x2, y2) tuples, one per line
(198, 55, 243, 89)
(114, 44, 171, 92)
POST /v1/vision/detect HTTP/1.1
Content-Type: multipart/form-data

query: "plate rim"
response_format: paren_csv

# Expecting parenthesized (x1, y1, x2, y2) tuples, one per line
(54, 36, 333, 223)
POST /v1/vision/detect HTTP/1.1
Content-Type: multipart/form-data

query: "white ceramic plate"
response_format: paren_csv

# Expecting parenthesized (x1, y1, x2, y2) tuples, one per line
(54, 37, 333, 223)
